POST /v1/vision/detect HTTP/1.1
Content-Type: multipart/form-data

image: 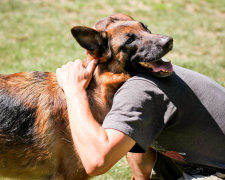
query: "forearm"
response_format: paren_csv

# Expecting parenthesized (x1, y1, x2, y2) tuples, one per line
(66, 90, 107, 145)
(65, 90, 110, 174)
(127, 148, 156, 180)
(65, 90, 135, 176)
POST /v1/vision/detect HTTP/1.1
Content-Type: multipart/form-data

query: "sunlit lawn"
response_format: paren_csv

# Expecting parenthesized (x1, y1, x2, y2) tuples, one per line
(0, 0, 224, 179)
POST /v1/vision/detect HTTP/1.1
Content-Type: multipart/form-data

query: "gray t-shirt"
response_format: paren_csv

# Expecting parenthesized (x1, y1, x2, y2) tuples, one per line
(102, 65, 225, 170)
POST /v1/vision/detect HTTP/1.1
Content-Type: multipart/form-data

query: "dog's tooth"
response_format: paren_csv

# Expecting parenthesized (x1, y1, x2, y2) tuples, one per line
(160, 70, 169, 73)
(161, 58, 170, 63)
(139, 62, 151, 68)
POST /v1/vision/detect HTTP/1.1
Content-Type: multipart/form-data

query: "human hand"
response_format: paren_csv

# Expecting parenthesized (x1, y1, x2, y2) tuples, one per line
(56, 59, 97, 95)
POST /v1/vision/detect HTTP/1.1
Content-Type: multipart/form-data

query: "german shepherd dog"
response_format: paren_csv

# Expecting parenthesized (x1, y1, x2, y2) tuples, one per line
(0, 14, 173, 179)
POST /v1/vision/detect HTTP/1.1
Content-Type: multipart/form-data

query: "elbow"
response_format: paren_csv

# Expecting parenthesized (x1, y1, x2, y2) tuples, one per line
(86, 167, 107, 177)
(84, 157, 110, 176)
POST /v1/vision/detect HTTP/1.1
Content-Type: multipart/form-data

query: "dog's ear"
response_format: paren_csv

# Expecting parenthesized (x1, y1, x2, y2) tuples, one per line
(71, 26, 111, 61)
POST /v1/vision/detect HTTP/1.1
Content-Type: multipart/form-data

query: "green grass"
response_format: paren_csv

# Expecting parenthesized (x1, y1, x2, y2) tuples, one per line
(0, 0, 224, 179)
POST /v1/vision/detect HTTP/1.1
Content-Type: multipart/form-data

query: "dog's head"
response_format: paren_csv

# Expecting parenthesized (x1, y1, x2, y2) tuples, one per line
(71, 14, 173, 77)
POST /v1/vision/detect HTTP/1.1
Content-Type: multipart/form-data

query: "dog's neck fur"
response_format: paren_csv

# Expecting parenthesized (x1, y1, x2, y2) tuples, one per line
(84, 56, 130, 124)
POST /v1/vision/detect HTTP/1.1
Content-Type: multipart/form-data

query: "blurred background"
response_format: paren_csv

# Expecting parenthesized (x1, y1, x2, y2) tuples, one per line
(0, 0, 224, 179)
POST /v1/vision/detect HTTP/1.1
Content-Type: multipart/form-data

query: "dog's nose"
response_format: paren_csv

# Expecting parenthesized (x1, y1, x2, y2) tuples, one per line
(159, 36, 173, 50)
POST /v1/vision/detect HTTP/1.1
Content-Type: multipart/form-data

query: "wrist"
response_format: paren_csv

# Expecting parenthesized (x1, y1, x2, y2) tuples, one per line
(64, 87, 87, 99)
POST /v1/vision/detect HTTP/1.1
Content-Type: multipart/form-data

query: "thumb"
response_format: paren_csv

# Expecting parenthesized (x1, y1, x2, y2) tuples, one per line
(86, 59, 98, 75)
(84, 59, 98, 89)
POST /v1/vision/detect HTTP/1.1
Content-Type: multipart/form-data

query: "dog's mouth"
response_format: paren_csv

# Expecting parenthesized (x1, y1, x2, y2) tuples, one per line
(137, 58, 173, 77)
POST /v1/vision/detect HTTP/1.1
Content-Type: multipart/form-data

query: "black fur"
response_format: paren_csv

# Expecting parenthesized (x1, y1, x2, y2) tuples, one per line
(0, 89, 36, 146)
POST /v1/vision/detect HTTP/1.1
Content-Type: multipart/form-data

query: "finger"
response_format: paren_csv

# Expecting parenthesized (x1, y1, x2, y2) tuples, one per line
(56, 68, 60, 74)
(74, 59, 82, 65)
(86, 59, 98, 75)
(84, 60, 98, 89)
(56, 68, 62, 77)
(62, 65, 67, 69)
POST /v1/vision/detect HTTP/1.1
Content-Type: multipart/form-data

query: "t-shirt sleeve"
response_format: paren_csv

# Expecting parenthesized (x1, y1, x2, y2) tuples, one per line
(102, 77, 177, 151)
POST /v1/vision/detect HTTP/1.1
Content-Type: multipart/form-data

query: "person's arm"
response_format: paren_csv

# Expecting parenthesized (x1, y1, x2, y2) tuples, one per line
(127, 148, 156, 180)
(56, 60, 135, 176)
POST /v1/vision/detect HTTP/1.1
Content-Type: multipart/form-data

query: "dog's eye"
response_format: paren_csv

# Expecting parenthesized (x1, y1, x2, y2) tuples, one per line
(126, 34, 135, 44)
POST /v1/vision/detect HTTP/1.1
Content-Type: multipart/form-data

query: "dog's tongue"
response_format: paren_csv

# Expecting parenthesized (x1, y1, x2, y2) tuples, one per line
(150, 58, 173, 73)
(139, 58, 173, 77)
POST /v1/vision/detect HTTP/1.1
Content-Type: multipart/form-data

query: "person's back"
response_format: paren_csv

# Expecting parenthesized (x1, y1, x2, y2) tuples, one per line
(103, 65, 225, 172)
(149, 65, 225, 170)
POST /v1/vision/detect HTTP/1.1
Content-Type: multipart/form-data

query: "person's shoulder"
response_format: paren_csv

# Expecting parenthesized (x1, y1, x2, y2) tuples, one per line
(173, 65, 225, 89)
(115, 74, 164, 98)
(124, 74, 157, 87)
(173, 65, 203, 76)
